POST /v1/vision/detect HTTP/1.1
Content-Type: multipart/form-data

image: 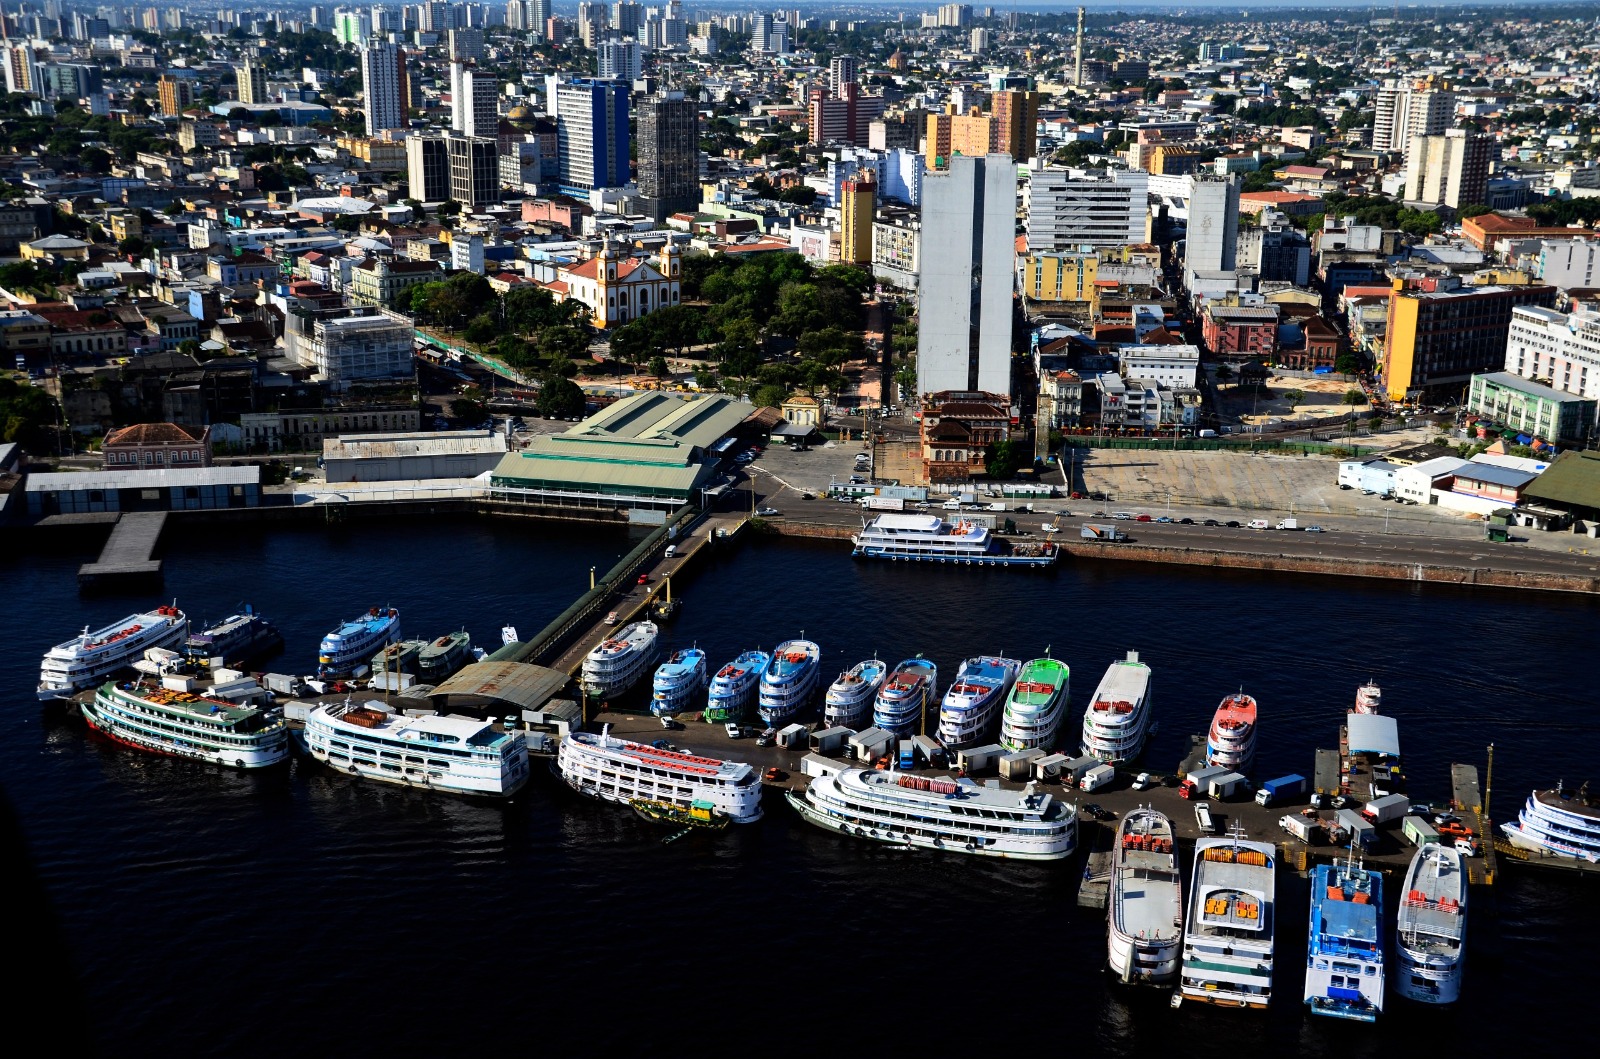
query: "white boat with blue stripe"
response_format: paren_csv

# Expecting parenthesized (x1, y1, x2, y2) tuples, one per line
(851, 513, 1058, 566)
(651, 647, 708, 717)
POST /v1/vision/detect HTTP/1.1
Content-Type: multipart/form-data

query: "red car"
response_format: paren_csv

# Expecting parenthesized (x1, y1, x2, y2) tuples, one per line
(637, 574, 650, 585)
(1136, 514, 1152, 522)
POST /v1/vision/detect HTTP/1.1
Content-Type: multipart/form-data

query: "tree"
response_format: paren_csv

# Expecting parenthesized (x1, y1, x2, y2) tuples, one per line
(1459, 203, 1493, 219)
(648, 355, 670, 378)
(1342, 389, 1366, 405)
(451, 394, 488, 423)
(752, 383, 788, 409)
(985, 439, 1025, 480)
(535, 374, 586, 419)
(1334, 351, 1366, 376)
(537, 324, 591, 364)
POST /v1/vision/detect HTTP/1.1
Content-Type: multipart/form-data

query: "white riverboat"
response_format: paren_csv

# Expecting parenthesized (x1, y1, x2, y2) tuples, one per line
(318, 606, 400, 678)
(1499, 784, 1600, 863)
(824, 658, 886, 730)
(83, 678, 288, 769)
(1395, 844, 1468, 1005)
(1107, 808, 1184, 985)
(580, 620, 660, 700)
(937, 656, 1021, 751)
(785, 768, 1075, 860)
(872, 656, 938, 738)
(1080, 650, 1154, 764)
(38, 604, 189, 701)
(1304, 856, 1385, 1022)
(850, 513, 1059, 566)
(998, 656, 1070, 753)
(704, 649, 769, 724)
(556, 727, 763, 823)
(299, 700, 529, 797)
(757, 638, 821, 725)
(1179, 832, 1276, 1010)
(651, 647, 708, 717)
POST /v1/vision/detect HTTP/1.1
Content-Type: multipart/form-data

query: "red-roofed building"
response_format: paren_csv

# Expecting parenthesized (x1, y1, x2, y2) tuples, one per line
(550, 240, 680, 329)
(1239, 190, 1325, 217)
(920, 390, 1010, 482)
(102, 422, 212, 469)
(1462, 212, 1590, 252)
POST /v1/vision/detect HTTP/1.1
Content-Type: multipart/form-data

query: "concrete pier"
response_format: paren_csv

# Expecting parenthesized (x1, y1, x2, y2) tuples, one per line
(78, 512, 166, 589)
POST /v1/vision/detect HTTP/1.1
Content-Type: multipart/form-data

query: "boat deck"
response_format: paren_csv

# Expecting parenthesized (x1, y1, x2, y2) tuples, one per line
(1117, 864, 1182, 939)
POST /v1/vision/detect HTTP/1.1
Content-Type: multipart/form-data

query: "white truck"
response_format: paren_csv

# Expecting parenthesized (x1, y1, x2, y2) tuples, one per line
(1276, 518, 1299, 531)
(861, 496, 905, 512)
(1194, 802, 1217, 833)
(1079, 763, 1116, 791)
(1280, 814, 1319, 843)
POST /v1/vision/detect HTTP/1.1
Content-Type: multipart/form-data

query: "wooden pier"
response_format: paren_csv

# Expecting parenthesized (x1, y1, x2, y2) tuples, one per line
(1449, 762, 1497, 885)
(78, 512, 166, 589)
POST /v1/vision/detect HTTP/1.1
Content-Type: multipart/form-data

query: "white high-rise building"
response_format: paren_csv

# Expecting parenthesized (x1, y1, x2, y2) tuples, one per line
(598, 38, 642, 81)
(1024, 162, 1148, 251)
(917, 153, 1017, 398)
(1184, 174, 1240, 288)
(1405, 129, 1491, 209)
(451, 62, 499, 138)
(1537, 237, 1600, 291)
(1373, 79, 1455, 164)
(1504, 305, 1600, 403)
(359, 39, 405, 136)
(829, 56, 857, 96)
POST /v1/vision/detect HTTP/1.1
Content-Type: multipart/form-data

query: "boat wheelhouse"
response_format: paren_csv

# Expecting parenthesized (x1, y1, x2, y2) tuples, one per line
(786, 769, 1075, 860)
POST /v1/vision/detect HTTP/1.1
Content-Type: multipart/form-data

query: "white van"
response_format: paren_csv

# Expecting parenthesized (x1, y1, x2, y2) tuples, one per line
(1246, 519, 1271, 530)
(942, 498, 964, 510)
(663, 544, 677, 558)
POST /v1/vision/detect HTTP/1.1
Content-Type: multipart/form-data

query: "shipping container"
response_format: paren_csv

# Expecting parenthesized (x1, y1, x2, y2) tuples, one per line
(957, 743, 1006, 774)
(1280, 814, 1317, 843)
(777, 723, 809, 749)
(1208, 771, 1251, 800)
(808, 726, 852, 756)
(912, 734, 945, 768)
(1060, 755, 1102, 784)
(1032, 752, 1070, 781)
(1403, 814, 1440, 848)
(1336, 808, 1378, 850)
(999, 748, 1044, 780)
(1180, 764, 1230, 798)
(848, 727, 894, 763)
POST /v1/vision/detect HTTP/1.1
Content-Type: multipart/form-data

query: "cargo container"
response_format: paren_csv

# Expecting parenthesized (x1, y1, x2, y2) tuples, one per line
(801, 753, 844, 779)
(808, 726, 852, 756)
(1255, 773, 1308, 807)
(848, 727, 893, 763)
(1280, 814, 1318, 843)
(898, 739, 916, 769)
(1403, 814, 1440, 848)
(861, 496, 905, 512)
(369, 670, 416, 692)
(1208, 771, 1251, 800)
(956, 743, 1005, 774)
(999, 748, 1043, 780)
(1336, 808, 1378, 850)
(1361, 792, 1409, 824)
(1032, 752, 1069, 781)
(1179, 765, 1229, 799)
(1080, 763, 1116, 791)
(912, 734, 945, 768)
(1276, 518, 1298, 531)
(777, 723, 809, 749)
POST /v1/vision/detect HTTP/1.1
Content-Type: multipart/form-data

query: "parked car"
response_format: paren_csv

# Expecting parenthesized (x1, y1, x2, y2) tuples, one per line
(1131, 772, 1154, 791)
(1154, 516, 1173, 523)
(1225, 520, 1242, 528)
(1111, 512, 1135, 520)
(1202, 518, 1220, 527)
(603, 610, 619, 625)
(725, 723, 745, 738)
(659, 717, 683, 731)
(1178, 517, 1195, 525)
(756, 507, 780, 516)
(1082, 803, 1114, 820)
(1136, 514, 1153, 522)
(1304, 525, 1326, 533)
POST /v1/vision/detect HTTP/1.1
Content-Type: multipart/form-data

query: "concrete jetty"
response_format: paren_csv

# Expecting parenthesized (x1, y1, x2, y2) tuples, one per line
(78, 511, 166, 589)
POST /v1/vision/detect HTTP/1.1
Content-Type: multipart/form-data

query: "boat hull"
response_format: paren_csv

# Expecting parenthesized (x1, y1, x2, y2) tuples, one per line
(81, 697, 288, 769)
(1108, 931, 1181, 986)
(1393, 952, 1463, 1005)
(38, 615, 190, 700)
(850, 546, 1057, 567)
(295, 727, 527, 798)
(784, 789, 1072, 861)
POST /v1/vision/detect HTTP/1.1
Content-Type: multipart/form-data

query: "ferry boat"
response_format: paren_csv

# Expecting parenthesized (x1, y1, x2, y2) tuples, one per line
(556, 727, 763, 823)
(758, 639, 821, 725)
(371, 639, 425, 677)
(1304, 856, 1385, 1021)
(785, 770, 1075, 860)
(83, 678, 288, 768)
(705, 650, 769, 723)
(318, 606, 401, 678)
(1499, 783, 1600, 863)
(1206, 692, 1258, 773)
(629, 797, 730, 831)
(501, 625, 519, 646)
(299, 699, 529, 797)
(1355, 679, 1381, 714)
(872, 657, 939, 738)
(1179, 831, 1276, 1010)
(824, 658, 886, 729)
(850, 513, 1059, 567)
(183, 607, 282, 668)
(1080, 650, 1154, 764)
(998, 656, 1070, 752)
(38, 604, 190, 701)
(651, 647, 708, 717)
(1395, 844, 1468, 1005)
(937, 656, 1021, 751)
(1107, 808, 1184, 985)
(580, 620, 660, 700)
(417, 630, 474, 684)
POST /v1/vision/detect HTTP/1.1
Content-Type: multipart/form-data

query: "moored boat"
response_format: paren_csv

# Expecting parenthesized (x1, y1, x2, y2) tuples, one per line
(82, 677, 288, 768)
(416, 630, 474, 684)
(758, 638, 821, 726)
(318, 606, 400, 678)
(629, 797, 730, 830)
(851, 512, 1058, 566)
(1355, 679, 1381, 714)
(1206, 692, 1258, 773)
(937, 655, 1021, 751)
(38, 604, 190, 701)
(298, 699, 529, 797)
(1304, 855, 1385, 1021)
(1107, 807, 1183, 985)
(1080, 650, 1154, 764)
(824, 657, 887, 730)
(705, 649, 769, 723)
(1499, 784, 1600, 863)
(580, 621, 659, 700)
(183, 606, 282, 668)
(371, 639, 425, 677)
(1395, 843, 1468, 1005)
(872, 656, 938, 738)
(999, 656, 1070, 752)
(557, 727, 763, 823)
(1180, 831, 1276, 1009)
(651, 647, 708, 716)
(786, 771, 1075, 859)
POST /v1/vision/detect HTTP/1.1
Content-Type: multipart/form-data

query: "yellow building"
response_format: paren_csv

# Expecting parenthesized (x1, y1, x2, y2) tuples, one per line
(157, 74, 194, 117)
(950, 111, 998, 159)
(840, 171, 875, 265)
(1149, 145, 1204, 175)
(1020, 252, 1099, 303)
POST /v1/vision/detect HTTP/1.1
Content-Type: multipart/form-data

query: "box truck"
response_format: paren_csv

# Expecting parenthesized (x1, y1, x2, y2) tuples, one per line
(1280, 814, 1318, 843)
(1080, 523, 1126, 541)
(1180, 765, 1229, 799)
(1361, 793, 1409, 824)
(1255, 774, 1309, 807)
(1208, 771, 1251, 800)
(1080, 763, 1116, 791)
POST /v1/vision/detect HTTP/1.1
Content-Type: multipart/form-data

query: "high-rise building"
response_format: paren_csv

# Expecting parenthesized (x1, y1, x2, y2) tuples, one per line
(406, 134, 450, 201)
(1025, 164, 1148, 251)
(448, 27, 485, 61)
(993, 90, 1041, 163)
(448, 132, 500, 210)
(236, 60, 268, 104)
(451, 62, 499, 138)
(925, 112, 953, 168)
(1184, 174, 1240, 287)
(917, 154, 1017, 398)
(936, 3, 972, 28)
(157, 73, 194, 116)
(597, 38, 642, 81)
(948, 111, 998, 160)
(636, 90, 699, 223)
(840, 170, 875, 265)
(556, 78, 630, 193)
(611, 0, 641, 35)
(829, 56, 857, 96)
(1405, 129, 1491, 209)
(1373, 78, 1455, 164)
(360, 40, 406, 135)
(1503, 304, 1600, 412)
(1384, 283, 1557, 401)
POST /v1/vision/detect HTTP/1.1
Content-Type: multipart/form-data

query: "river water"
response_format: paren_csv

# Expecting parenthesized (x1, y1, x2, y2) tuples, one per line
(5, 518, 1597, 1056)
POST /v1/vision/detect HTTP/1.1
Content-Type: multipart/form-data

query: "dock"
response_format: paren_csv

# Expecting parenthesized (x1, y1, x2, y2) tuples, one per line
(77, 511, 166, 589)
(1448, 763, 1497, 885)
(1077, 837, 1114, 909)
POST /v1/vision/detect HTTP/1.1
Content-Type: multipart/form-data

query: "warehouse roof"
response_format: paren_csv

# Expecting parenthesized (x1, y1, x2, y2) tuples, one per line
(323, 430, 508, 461)
(1522, 449, 1600, 512)
(1346, 713, 1400, 757)
(26, 466, 260, 492)
(1450, 462, 1538, 489)
(427, 660, 568, 713)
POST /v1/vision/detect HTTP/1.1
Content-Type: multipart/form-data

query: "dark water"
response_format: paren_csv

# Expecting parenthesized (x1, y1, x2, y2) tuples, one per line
(6, 519, 1598, 1057)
